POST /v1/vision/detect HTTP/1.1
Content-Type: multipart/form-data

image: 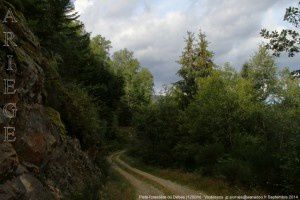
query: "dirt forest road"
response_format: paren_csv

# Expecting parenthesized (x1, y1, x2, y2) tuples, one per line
(108, 151, 205, 199)
(107, 153, 164, 197)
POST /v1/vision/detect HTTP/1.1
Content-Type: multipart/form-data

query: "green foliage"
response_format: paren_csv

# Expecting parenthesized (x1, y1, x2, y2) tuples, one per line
(111, 49, 154, 125)
(90, 35, 112, 59)
(132, 41, 300, 193)
(18, 0, 125, 143)
(194, 143, 225, 175)
(180, 69, 256, 148)
(132, 93, 181, 167)
(245, 45, 278, 101)
(19, 0, 84, 53)
(9, 0, 299, 194)
(44, 61, 105, 149)
(261, 1, 300, 57)
(217, 157, 254, 186)
(9, 0, 131, 152)
(177, 30, 214, 107)
(63, 83, 104, 148)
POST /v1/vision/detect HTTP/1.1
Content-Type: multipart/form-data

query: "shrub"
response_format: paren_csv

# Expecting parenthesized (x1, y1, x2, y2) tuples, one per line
(194, 143, 225, 175)
(62, 83, 105, 149)
(217, 157, 254, 186)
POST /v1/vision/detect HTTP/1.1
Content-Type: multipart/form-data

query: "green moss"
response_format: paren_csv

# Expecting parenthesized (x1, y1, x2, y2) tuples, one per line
(45, 107, 67, 140)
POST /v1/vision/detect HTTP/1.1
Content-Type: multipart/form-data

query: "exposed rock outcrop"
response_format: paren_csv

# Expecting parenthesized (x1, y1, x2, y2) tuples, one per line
(0, 1, 103, 199)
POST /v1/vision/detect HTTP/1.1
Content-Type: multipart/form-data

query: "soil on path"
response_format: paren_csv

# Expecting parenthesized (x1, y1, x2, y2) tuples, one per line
(108, 151, 205, 199)
(107, 153, 164, 199)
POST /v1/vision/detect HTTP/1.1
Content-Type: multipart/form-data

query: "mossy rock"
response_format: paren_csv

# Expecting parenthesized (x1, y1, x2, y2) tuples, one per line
(45, 107, 67, 140)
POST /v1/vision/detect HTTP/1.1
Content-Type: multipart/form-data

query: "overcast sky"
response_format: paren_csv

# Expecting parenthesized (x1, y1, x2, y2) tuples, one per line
(74, 0, 299, 92)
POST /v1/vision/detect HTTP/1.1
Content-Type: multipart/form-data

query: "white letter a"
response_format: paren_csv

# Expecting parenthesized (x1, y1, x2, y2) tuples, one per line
(3, 8, 17, 23)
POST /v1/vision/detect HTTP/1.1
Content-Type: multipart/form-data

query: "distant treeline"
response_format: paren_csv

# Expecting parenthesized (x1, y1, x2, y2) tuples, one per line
(130, 30, 300, 194)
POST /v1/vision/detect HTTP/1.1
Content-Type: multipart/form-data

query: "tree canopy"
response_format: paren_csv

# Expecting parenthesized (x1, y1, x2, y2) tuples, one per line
(261, 1, 300, 57)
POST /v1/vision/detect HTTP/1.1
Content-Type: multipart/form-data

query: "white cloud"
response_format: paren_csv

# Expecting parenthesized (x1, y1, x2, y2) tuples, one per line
(74, 0, 94, 14)
(75, 0, 300, 91)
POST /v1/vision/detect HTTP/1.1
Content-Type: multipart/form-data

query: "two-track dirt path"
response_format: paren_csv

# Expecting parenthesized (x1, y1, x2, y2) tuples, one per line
(107, 152, 164, 197)
(108, 151, 205, 199)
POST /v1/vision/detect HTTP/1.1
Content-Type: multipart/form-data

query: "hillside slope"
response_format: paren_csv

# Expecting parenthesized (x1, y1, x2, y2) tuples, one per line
(0, 1, 102, 199)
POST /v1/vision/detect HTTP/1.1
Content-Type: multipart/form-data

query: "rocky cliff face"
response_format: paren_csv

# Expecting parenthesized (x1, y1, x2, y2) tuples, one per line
(0, 1, 102, 199)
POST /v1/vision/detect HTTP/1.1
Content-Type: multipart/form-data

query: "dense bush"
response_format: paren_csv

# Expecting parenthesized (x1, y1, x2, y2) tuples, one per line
(217, 157, 254, 186)
(195, 143, 225, 175)
(62, 83, 105, 148)
(132, 93, 181, 167)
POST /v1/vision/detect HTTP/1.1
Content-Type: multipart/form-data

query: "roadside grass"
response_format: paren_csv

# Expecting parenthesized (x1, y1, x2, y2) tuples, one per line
(100, 167, 136, 200)
(121, 153, 265, 196)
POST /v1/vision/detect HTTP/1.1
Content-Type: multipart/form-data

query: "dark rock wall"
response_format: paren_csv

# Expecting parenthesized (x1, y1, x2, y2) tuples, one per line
(0, 2, 102, 199)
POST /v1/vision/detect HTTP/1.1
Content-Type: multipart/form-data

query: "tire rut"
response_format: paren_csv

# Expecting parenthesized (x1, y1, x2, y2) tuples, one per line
(112, 151, 206, 197)
(107, 152, 164, 199)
